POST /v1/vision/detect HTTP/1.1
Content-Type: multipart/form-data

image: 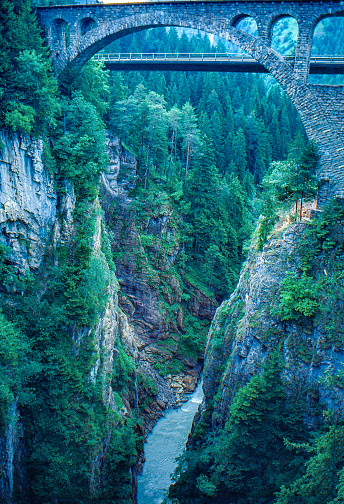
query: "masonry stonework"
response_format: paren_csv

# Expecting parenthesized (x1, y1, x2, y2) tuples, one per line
(37, 1, 344, 202)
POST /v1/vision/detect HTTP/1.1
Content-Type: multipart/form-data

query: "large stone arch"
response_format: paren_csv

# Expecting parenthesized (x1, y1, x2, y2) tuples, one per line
(37, 2, 344, 201)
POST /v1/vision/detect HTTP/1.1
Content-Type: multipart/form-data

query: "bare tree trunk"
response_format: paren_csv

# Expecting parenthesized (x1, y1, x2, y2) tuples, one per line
(185, 135, 190, 182)
(300, 190, 304, 222)
(144, 144, 150, 189)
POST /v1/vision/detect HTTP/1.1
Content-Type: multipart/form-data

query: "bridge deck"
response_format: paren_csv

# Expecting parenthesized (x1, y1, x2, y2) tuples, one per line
(36, 1, 344, 7)
(93, 53, 344, 74)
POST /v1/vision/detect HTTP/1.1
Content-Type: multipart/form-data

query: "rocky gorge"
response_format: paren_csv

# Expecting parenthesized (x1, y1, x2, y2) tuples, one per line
(2, 125, 344, 504)
(0, 129, 217, 503)
(101, 135, 217, 429)
(2, 3, 344, 501)
(168, 198, 344, 503)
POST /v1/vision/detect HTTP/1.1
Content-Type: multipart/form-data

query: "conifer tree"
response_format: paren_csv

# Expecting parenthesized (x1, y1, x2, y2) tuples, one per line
(231, 128, 248, 179)
(277, 425, 344, 504)
(212, 352, 308, 503)
(0, 0, 59, 135)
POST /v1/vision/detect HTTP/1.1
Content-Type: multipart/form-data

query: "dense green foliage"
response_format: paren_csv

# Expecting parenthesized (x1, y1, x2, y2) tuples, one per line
(105, 27, 305, 301)
(0, 6, 341, 503)
(108, 28, 304, 185)
(53, 92, 108, 199)
(0, 0, 60, 135)
(276, 424, 344, 504)
(169, 352, 310, 504)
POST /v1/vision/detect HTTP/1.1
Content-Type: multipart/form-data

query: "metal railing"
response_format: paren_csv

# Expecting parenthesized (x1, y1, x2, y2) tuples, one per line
(94, 52, 270, 62)
(93, 53, 344, 63)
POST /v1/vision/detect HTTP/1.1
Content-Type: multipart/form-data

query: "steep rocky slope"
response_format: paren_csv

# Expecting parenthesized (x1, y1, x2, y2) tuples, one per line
(101, 135, 217, 432)
(0, 130, 217, 503)
(203, 209, 344, 429)
(0, 130, 57, 273)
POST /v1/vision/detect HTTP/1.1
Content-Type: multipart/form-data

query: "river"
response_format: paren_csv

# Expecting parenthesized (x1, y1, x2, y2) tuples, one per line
(137, 380, 204, 504)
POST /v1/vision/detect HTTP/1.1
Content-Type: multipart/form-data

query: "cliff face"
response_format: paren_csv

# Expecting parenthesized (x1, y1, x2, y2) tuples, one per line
(101, 136, 217, 431)
(166, 207, 344, 504)
(204, 215, 344, 430)
(0, 131, 57, 273)
(0, 131, 140, 504)
(0, 131, 58, 501)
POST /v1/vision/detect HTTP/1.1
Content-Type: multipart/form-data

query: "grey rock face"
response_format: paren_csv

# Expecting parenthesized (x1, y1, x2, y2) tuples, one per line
(204, 222, 344, 428)
(0, 131, 57, 273)
(102, 135, 137, 201)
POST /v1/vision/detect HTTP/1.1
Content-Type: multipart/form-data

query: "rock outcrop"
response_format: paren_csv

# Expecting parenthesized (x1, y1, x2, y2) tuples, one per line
(101, 135, 217, 431)
(0, 131, 57, 273)
(204, 217, 344, 430)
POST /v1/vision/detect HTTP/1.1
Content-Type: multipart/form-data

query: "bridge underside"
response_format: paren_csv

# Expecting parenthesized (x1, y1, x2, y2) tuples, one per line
(104, 59, 271, 73)
(36, 1, 344, 202)
(98, 57, 344, 74)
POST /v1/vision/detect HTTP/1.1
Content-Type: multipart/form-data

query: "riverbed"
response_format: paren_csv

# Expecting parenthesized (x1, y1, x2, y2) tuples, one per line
(137, 381, 204, 504)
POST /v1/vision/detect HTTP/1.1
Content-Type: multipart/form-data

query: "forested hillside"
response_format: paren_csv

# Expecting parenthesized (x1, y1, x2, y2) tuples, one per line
(102, 27, 306, 300)
(0, 1, 343, 503)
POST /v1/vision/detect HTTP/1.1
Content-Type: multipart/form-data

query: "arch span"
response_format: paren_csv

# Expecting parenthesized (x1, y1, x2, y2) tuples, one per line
(37, 1, 344, 201)
(233, 16, 258, 37)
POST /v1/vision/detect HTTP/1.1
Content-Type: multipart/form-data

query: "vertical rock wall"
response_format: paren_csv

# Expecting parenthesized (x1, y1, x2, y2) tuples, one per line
(204, 219, 344, 430)
(0, 131, 57, 273)
(0, 131, 138, 503)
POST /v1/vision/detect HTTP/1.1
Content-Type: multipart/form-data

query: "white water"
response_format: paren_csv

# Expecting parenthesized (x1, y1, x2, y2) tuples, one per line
(137, 381, 204, 504)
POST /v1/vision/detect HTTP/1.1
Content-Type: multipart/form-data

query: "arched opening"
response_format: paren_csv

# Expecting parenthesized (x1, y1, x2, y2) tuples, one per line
(52, 18, 70, 51)
(311, 16, 344, 56)
(270, 16, 298, 58)
(80, 17, 96, 37)
(309, 15, 344, 84)
(232, 15, 258, 38)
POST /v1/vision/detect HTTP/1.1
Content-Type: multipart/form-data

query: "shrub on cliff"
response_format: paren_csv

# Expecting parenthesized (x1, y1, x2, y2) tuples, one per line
(277, 272, 319, 321)
(53, 92, 108, 200)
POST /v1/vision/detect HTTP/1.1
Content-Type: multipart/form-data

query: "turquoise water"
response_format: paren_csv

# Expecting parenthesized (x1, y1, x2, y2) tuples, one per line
(137, 381, 204, 504)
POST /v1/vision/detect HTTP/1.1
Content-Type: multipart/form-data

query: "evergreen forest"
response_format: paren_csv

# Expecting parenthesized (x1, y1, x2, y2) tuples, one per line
(0, 1, 344, 503)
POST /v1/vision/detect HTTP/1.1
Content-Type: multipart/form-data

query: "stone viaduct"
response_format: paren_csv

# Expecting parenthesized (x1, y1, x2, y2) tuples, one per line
(37, 1, 344, 202)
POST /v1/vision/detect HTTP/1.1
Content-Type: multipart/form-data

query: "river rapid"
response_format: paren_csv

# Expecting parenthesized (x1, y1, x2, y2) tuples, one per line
(137, 381, 204, 504)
